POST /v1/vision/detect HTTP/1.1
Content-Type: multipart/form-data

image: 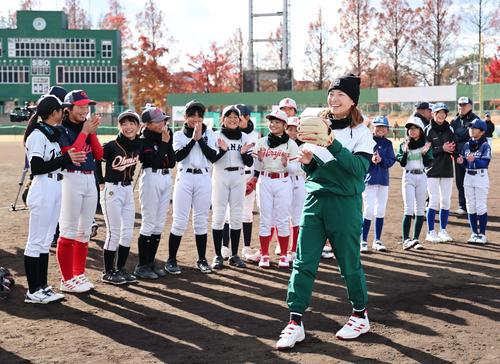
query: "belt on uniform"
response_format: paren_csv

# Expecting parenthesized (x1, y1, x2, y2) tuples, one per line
(244, 170, 252, 175)
(262, 171, 289, 179)
(406, 169, 424, 175)
(66, 169, 93, 174)
(467, 169, 485, 175)
(151, 168, 169, 175)
(47, 172, 63, 181)
(185, 168, 208, 174)
(110, 181, 132, 186)
(224, 167, 242, 172)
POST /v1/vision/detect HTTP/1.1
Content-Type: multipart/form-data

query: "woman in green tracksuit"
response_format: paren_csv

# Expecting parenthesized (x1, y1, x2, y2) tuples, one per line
(276, 75, 375, 350)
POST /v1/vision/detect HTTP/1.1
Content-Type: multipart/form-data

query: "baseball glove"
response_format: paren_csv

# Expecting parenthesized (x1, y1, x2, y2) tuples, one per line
(0, 267, 15, 299)
(245, 177, 257, 196)
(297, 116, 333, 146)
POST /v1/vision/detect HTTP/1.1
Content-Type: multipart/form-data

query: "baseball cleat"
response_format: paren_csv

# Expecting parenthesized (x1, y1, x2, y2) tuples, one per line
(165, 259, 182, 275)
(74, 274, 95, 289)
(151, 263, 167, 277)
(467, 233, 479, 244)
(258, 255, 270, 269)
(196, 259, 212, 274)
(336, 312, 370, 340)
(117, 268, 137, 283)
(228, 255, 246, 268)
(134, 265, 159, 279)
(372, 240, 387, 252)
(276, 321, 305, 350)
(24, 288, 55, 304)
(60, 277, 91, 293)
(102, 270, 127, 285)
(413, 240, 425, 250)
(360, 241, 369, 253)
(438, 229, 453, 242)
(322, 245, 334, 259)
(211, 255, 224, 270)
(221, 246, 231, 260)
(475, 234, 488, 244)
(425, 230, 441, 243)
(278, 255, 289, 269)
(403, 238, 416, 250)
(243, 248, 261, 263)
(42, 286, 65, 302)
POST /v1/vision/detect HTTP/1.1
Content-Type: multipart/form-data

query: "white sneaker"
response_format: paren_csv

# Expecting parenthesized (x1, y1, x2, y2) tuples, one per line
(455, 207, 467, 215)
(413, 240, 425, 250)
(278, 255, 289, 269)
(322, 249, 334, 259)
(426, 230, 442, 243)
(438, 230, 453, 242)
(476, 234, 488, 244)
(275, 244, 281, 255)
(221, 246, 231, 260)
(287, 251, 297, 263)
(243, 248, 261, 263)
(335, 312, 370, 340)
(43, 286, 65, 302)
(403, 238, 416, 250)
(74, 274, 95, 289)
(467, 233, 479, 244)
(24, 288, 52, 304)
(258, 255, 270, 269)
(372, 240, 387, 252)
(276, 321, 305, 350)
(360, 241, 369, 253)
(60, 277, 91, 293)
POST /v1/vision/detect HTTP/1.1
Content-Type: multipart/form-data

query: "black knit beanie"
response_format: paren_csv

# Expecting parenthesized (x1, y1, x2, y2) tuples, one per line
(327, 74, 361, 105)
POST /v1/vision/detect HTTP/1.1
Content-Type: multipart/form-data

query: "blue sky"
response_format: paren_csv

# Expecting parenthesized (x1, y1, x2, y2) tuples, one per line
(1, 0, 498, 80)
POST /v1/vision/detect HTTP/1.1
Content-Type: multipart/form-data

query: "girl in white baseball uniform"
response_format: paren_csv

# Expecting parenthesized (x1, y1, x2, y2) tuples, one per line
(97, 110, 141, 285)
(56, 90, 102, 293)
(135, 107, 175, 280)
(284, 116, 306, 262)
(23, 95, 86, 303)
(211, 105, 254, 269)
(457, 118, 491, 244)
(424, 103, 456, 243)
(165, 100, 219, 275)
(396, 117, 433, 250)
(361, 116, 396, 253)
(249, 109, 299, 269)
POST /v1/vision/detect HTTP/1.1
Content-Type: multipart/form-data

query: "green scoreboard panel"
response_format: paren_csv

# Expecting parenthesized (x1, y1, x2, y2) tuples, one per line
(0, 10, 122, 105)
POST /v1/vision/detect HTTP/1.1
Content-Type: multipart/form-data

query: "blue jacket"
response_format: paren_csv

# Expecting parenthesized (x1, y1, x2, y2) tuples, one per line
(365, 136, 396, 186)
(461, 137, 491, 170)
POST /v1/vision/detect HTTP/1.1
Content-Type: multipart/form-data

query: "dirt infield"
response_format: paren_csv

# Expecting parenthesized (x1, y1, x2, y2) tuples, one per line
(0, 140, 499, 364)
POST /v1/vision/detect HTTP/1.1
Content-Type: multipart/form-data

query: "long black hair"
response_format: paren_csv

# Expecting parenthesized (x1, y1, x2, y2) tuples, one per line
(23, 103, 63, 144)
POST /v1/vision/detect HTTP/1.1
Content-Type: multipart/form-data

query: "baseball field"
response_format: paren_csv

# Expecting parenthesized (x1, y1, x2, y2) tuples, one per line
(0, 138, 499, 363)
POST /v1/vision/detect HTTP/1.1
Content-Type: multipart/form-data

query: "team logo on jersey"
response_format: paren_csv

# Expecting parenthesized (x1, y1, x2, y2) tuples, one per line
(111, 155, 139, 171)
(109, 191, 114, 196)
(263, 148, 286, 160)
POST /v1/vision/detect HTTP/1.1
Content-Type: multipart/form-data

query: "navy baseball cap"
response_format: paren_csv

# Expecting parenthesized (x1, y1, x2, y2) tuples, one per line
(48, 86, 68, 103)
(141, 107, 170, 123)
(236, 104, 251, 116)
(65, 90, 96, 106)
(485, 112, 491, 117)
(372, 116, 389, 127)
(185, 100, 206, 114)
(469, 118, 487, 131)
(415, 101, 431, 110)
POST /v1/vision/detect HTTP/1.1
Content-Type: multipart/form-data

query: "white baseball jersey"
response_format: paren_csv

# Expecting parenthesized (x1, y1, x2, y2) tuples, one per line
(24, 129, 63, 258)
(212, 131, 249, 172)
(253, 136, 300, 173)
(173, 129, 217, 171)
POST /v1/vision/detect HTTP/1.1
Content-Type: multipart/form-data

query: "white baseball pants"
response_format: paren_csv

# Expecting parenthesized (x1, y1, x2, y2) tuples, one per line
(256, 175, 292, 237)
(212, 170, 246, 230)
(464, 171, 489, 215)
(25, 175, 62, 257)
(101, 183, 135, 251)
(290, 175, 307, 226)
(362, 184, 389, 220)
(402, 172, 427, 216)
(427, 177, 453, 211)
(139, 168, 172, 236)
(171, 171, 211, 236)
(59, 172, 97, 242)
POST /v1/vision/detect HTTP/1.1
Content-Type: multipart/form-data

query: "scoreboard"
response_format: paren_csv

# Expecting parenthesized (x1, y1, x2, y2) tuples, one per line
(0, 10, 122, 107)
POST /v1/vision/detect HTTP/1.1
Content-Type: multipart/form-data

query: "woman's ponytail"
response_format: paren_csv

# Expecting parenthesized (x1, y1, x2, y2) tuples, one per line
(23, 112, 39, 144)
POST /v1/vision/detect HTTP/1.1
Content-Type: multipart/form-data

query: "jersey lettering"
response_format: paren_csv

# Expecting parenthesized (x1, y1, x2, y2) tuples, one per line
(111, 154, 139, 172)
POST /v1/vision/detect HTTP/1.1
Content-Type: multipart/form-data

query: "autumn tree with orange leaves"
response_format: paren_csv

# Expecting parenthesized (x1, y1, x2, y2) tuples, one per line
(188, 42, 239, 93)
(99, 0, 132, 49)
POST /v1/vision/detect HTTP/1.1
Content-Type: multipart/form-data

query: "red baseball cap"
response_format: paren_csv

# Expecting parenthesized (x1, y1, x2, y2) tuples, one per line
(64, 90, 96, 106)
